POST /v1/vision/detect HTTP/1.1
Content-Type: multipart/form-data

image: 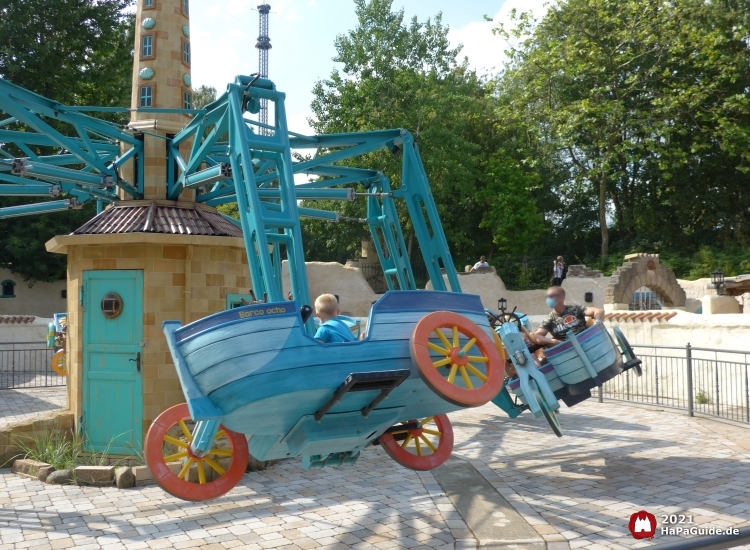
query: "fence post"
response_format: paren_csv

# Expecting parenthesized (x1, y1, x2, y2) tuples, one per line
(598, 385, 603, 403)
(686, 343, 694, 417)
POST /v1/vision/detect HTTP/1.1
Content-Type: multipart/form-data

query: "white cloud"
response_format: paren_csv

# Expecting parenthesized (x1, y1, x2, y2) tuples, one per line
(448, 0, 550, 75)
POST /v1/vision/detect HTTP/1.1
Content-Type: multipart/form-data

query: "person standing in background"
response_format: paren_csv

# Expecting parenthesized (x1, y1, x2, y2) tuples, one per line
(471, 255, 490, 272)
(552, 256, 566, 287)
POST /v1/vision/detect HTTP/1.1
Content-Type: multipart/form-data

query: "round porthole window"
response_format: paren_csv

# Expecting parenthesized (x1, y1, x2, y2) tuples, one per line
(101, 293, 123, 319)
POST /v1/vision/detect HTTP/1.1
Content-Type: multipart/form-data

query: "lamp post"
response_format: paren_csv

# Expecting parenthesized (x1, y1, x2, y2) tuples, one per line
(498, 297, 507, 313)
(711, 269, 724, 296)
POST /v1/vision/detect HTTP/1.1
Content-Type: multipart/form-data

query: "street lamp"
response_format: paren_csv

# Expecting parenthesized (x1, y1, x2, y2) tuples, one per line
(498, 297, 507, 312)
(711, 269, 724, 296)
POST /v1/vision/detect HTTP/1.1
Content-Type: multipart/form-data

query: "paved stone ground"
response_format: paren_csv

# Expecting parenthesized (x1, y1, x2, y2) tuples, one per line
(0, 387, 66, 428)
(449, 401, 750, 549)
(0, 400, 749, 550)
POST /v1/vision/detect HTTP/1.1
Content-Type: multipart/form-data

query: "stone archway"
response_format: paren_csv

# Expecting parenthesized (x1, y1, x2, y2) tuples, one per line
(605, 253, 686, 310)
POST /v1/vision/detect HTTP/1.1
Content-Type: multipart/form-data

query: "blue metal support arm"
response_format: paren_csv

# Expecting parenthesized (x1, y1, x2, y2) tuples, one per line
(0, 199, 83, 219)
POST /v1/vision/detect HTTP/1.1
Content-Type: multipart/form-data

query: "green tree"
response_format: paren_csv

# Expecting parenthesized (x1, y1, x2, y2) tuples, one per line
(0, 0, 134, 283)
(192, 85, 217, 109)
(307, 0, 547, 264)
(495, 0, 750, 259)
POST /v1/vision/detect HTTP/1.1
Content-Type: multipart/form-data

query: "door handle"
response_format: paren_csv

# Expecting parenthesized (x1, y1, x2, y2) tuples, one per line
(129, 352, 141, 372)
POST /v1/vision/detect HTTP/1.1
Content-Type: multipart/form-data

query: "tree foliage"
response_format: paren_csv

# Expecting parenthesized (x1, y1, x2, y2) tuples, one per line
(307, 0, 547, 264)
(496, 0, 750, 260)
(0, 0, 134, 283)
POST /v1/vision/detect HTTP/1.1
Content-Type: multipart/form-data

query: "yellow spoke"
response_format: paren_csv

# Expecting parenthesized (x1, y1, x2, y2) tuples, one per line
(215, 429, 226, 440)
(467, 355, 488, 363)
(208, 448, 233, 457)
(177, 420, 193, 442)
(460, 366, 474, 389)
(414, 437, 423, 456)
(435, 329, 452, 350)
(452, 326, 459, 348)
(163, 451, 188, 462)
(427, 342, 450, 356)
(203, 456, 226, 476)
(401, 434, 413, 448)
(419, 435, 437, 452)
(177, 457, 194, 480)
(422, 416, 435, 426)
(433, 357, 451, 368)
(197, 460, 206, 484)
(465, 363, 488, 382)
(422, 428, 442, 437)
(163, 434, 188, 448)
(461, 338, 477, 353)
(447, 364, 458, 383)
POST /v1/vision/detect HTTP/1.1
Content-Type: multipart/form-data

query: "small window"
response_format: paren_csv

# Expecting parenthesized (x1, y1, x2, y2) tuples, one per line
(1, 280, 16, 298)
(61, 289, 67, 299)
(140, 86, 153, 107)
(182, 41, 190, 65)
(144, 0, 153, 6)
(183, 91, 192, 109)
(141, 35, 153, 58)
(183, 0, 189, 15)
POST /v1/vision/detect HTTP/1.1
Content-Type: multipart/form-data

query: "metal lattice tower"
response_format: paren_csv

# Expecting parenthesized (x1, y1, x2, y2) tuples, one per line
(256, 4, 272, 133)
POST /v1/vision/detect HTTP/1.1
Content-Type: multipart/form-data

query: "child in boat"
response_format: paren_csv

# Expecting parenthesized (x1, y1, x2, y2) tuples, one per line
(314, 294, 356, 343)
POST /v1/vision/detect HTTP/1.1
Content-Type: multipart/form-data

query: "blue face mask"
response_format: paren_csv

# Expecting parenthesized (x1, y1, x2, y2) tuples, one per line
(546, 297, 557, 308)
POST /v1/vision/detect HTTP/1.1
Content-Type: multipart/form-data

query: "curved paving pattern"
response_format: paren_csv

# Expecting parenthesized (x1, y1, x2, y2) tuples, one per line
(0, 401, 749, 550)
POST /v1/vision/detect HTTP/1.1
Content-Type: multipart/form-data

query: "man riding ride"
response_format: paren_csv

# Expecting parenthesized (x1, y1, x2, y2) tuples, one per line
(534, 287, 604, 348)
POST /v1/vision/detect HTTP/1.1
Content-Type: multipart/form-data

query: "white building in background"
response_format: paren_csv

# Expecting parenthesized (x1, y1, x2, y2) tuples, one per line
(0, 268, 66, 318)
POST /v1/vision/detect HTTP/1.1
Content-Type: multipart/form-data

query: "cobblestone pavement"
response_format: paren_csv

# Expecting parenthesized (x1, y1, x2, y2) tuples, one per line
(0, 400, 749, 550)
(0, 387, 66, 428)
(449, 401, 750, 549)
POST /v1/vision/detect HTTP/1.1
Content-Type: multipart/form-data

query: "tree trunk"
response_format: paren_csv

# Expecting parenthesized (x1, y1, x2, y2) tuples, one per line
(598, 175, 609, 259)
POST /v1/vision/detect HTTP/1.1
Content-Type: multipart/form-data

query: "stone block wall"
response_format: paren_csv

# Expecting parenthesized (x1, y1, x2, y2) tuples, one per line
(58, 234, 249, 443)
(605, 253, 686, 309)
(0, 411, 74, 467)
(566, 264, 603, 278)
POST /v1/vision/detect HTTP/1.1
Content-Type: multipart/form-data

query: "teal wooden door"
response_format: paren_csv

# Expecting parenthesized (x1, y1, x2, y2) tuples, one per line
(83, 270, 143, 455)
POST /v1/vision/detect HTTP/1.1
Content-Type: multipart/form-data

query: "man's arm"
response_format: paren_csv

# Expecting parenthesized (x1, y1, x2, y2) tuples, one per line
(533, 327, 563, 347)
(584, 306, 604, 321)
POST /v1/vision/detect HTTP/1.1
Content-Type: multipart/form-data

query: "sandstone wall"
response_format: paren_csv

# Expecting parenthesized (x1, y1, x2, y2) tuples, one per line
(48, 234, 250, 444)
(282, 260, 377, 317)
(0, 411, 74, 467)
(426, 270, 610, 315)
(0, 317, 52, 343)
(0, 268, 67, 318)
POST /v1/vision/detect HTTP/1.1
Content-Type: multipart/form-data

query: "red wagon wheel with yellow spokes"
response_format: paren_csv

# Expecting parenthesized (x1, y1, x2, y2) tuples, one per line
(379, 414, 454, 471)
(145, 403, 248, 501)
(411, 311, 504, 407)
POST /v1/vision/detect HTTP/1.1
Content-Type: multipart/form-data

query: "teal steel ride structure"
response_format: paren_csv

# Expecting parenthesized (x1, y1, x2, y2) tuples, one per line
(0, 74, 461, 310)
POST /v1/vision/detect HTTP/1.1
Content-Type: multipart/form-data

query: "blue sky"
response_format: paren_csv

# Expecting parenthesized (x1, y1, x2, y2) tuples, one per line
(189, 0, 548, 134)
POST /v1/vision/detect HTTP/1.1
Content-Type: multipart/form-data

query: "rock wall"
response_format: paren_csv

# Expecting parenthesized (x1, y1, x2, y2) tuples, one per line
(426, 270, 610, 315)
(0, 317, 52, 343)
(605, 253, 686, 309)
(0, 411, 74, 467)
(0, 268, 67, 318)
(282, 261, 377, 317)
(605, 310, 750, 352)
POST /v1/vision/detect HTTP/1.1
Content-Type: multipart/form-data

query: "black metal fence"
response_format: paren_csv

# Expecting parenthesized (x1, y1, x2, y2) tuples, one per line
(0, 342, 64, 390)
(600, 344, 750, 424)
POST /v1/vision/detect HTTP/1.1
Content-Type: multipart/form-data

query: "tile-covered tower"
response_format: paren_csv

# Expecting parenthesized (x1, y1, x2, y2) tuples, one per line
(126, 0, 195, 200)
